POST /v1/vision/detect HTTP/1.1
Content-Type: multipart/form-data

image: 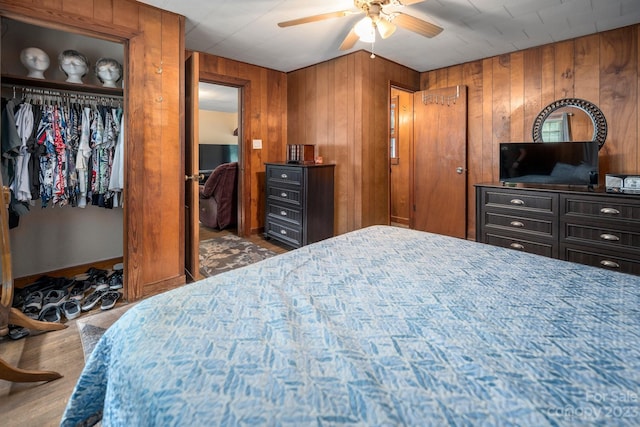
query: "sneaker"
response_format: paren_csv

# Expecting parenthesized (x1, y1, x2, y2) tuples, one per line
(100, 291, 121, 310)
(61, 299, 82, 320)
(39, 305, 61, 322)
(81, 285, 109, 311)
(108, 271, 123, 290)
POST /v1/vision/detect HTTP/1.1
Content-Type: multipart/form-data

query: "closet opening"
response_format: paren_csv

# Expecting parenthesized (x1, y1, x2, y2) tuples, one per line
(1, 17, 126, 310)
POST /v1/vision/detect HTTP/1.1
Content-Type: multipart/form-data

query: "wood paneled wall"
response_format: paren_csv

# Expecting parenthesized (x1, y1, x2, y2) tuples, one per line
(197, 54, 288, 235)
(0, 0, 185, 300)
(422, 24, 639, 238)
(288, 52, 419, 235)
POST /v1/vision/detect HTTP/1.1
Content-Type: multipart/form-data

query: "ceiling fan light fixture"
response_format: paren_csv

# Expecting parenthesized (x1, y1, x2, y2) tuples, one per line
(354, 16, 376, 43)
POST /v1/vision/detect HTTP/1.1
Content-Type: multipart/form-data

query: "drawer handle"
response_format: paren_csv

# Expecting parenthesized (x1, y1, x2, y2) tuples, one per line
(600, 207, 620, 215)
(600, 260, 620, 269)
(510, 199, 525, 206)
(281, 192, 288, 198)
(280, 210, 287, 216)
(510, 243, 525, 250)
(600, 233, 620, 241)
(281, 173, 288, 179)
(510, 221, 524, 228)
(280, 229, 287, 235)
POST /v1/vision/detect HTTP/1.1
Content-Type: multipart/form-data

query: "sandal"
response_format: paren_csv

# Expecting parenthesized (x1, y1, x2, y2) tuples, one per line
(22, 291, 43, 318)
(62, 299, 82, 320)
(39, 305, 61, 322)
(100, 291, 121, 310)
(81, 285, 109, 311)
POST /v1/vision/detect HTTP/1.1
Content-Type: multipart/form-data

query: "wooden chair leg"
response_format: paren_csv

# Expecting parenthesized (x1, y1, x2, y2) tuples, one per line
(8, 308, 67, 332)
(0, 357, 62, 383)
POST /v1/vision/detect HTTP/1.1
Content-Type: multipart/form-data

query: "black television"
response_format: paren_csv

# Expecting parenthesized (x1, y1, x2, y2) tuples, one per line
(499, 141, 598, 187)
(199, 144, 239, 173)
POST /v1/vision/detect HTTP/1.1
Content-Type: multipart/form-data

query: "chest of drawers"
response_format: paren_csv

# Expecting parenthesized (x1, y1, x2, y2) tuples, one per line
(476, 184, 640, 275)
(264, 163, 335, 248)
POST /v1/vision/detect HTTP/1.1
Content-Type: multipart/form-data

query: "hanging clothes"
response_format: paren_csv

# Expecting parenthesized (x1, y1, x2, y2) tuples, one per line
(0, 90, 123, 217)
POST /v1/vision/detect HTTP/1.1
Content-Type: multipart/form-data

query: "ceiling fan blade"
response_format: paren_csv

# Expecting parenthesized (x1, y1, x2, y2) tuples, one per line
(339, 28, 360, 51)
(377, 19, 396, 39)
(278, 10, 357, 27)
(391, 12, 443, 38)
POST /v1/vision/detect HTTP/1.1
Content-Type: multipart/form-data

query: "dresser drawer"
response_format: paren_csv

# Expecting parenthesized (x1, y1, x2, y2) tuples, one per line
(484, 212, 555, 237)
(485, 233, 555, 257)
(562, 245, 640, 275)
(267, 185, 302, 206)
(561, 195, 640, 226)
(562, 223, 640, 253)
(265, 218, 302, 247)
(266, 165, 303, 186)
(482, 189, 556, 214)
(267, 203, 302, 225)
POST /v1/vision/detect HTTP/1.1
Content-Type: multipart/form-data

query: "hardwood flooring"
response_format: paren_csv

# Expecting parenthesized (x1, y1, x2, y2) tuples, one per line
(0, 226, 289, 427)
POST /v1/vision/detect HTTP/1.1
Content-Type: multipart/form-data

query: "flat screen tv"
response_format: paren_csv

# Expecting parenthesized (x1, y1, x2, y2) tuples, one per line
(499, 141, 598, 187)
(199, 144, 239, 173)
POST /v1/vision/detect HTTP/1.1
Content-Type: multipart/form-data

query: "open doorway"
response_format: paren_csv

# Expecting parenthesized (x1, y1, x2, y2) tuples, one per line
(197, 82, 241, 243)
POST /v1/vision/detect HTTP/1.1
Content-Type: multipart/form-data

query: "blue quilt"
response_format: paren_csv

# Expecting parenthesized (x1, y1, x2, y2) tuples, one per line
(61, 226, 640, 426)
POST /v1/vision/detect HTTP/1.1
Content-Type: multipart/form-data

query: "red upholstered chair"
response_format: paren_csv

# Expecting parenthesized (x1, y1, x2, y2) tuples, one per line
(198, 162, 238, 229)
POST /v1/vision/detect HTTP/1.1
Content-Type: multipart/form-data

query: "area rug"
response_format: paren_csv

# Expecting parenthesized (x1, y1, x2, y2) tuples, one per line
(77, 304, 133, 361)
(199, 234, 277, 277)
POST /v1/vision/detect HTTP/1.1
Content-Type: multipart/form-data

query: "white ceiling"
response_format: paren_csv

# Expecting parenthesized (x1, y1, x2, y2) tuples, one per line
(140, 0, 640, 74)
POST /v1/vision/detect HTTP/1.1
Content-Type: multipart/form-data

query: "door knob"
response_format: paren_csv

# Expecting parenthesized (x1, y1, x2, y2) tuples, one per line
(185, 174, 204, 182)
(456, 167, 465, 174)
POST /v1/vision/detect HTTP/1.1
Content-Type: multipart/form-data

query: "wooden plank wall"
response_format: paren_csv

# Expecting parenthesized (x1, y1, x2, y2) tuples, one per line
(0, 0, 186, 300)
(422, 24, 639, 239)
(197, 54, 288, 235)
(287, 51, 420, 235)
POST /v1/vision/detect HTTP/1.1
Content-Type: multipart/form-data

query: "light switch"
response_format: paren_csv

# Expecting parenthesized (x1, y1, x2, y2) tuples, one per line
(252, 139, 262, 149)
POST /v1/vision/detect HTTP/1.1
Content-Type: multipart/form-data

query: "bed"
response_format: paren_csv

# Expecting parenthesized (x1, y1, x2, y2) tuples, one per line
(61, 225, 640, 426)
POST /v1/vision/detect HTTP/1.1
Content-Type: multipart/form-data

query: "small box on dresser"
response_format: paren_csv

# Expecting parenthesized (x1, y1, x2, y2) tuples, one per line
(265, 163, 335, 248)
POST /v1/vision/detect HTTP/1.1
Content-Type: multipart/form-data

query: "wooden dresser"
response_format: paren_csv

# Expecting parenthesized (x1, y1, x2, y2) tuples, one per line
(476, 184, 640, 275)
(265, 163, 335, 248)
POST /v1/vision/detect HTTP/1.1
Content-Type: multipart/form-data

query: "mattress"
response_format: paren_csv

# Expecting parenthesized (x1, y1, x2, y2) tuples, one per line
(61, 225, 640, 426)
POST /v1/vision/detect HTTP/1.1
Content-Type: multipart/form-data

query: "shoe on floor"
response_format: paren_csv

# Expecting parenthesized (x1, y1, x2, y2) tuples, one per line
(108, 271, 123, 290)
(81, 285, 109, 311)
(8, 326, 29, 340)
(62, 299, 82, 320)
(69, 280, 91, 300)
(100, 291, 121, 310)
(22, 291, 43, 318)
(42, 289, 68, 311)
(39, 305, 61, 322)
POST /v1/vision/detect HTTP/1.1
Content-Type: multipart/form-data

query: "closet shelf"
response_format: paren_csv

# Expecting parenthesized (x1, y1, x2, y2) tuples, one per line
(1, 74, 123, 97)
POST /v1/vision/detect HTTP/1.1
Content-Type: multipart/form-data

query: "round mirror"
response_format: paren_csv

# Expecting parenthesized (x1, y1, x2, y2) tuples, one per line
(532, 98, 607, 149)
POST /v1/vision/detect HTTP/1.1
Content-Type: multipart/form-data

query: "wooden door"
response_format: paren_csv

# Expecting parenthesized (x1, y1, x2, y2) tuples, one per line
(185, 52, 200, 281)
(412, 86, 468, 238)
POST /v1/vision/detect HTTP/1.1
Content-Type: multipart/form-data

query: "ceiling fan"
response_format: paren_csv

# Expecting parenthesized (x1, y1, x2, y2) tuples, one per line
(277, 0, 443, 51)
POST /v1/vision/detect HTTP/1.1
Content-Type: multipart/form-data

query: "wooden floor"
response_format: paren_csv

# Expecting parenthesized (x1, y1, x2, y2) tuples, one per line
(0, 226, 289, 427)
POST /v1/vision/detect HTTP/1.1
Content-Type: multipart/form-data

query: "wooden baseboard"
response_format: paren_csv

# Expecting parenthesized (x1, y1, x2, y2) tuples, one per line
(14, 257, 123, 288)
(391, 216, 410, 226)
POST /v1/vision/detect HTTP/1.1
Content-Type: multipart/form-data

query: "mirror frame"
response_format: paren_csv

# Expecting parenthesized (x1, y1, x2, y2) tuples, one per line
(532, 98, 608, 149)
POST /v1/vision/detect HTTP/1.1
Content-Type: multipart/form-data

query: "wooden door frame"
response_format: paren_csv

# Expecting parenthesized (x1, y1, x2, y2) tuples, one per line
(198, 71, 250, 237)
(388, 82, 419, 227)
